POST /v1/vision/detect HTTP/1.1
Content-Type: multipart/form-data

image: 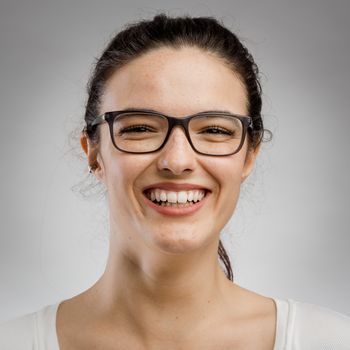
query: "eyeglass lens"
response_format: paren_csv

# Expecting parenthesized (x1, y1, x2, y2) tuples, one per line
(113, 113, 244, 155)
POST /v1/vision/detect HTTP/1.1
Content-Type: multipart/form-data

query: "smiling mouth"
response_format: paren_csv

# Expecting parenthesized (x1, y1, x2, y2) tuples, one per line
(143, 188, 209, 207)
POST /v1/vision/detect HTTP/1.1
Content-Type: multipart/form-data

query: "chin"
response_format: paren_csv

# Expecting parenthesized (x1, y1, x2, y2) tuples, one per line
(142, 224, 213, 255)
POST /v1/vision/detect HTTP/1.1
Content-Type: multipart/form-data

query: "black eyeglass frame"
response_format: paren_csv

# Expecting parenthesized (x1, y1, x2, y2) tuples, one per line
(88, 108, 253, 156)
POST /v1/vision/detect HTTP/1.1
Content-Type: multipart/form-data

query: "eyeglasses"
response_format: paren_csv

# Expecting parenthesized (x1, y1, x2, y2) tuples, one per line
(87, 108, 253, 156)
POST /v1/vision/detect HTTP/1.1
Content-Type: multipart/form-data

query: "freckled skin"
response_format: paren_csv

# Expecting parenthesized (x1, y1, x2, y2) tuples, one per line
(96, 46, 255, 256)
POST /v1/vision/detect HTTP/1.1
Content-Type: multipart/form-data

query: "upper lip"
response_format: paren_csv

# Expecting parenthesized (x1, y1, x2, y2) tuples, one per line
(143, 182, 211, 192)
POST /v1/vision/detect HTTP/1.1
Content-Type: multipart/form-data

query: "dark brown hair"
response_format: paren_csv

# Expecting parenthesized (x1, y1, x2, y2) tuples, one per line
(84, 13, 269, 281)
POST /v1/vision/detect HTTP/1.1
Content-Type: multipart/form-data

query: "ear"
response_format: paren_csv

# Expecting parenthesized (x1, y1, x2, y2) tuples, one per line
(80, 130, 105, 183)
(241, 142, 261, 183)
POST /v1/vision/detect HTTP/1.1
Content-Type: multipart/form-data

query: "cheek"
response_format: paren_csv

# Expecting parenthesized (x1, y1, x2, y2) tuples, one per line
(98, 128, 141, 189)
(204, 154, 246, 191)
(219, 161, 244, 205)
(203, 154, 246, 217)
(102, 150, 153, 197)
(104, 155, 137, 190)
(103, 155, 140, 217)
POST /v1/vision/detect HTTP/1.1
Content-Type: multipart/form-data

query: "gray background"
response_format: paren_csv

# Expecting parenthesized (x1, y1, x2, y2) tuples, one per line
(1, 0, 349, 321)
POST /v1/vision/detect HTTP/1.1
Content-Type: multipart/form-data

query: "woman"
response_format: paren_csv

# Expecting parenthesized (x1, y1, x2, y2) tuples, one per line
(1, 13, 349, 350)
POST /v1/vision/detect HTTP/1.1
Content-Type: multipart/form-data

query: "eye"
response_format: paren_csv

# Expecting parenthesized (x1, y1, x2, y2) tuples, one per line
(200, 126, 233, 135)
(119, 125, 156, 134)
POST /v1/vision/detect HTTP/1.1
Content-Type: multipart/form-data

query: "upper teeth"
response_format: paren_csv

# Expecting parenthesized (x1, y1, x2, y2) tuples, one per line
(146, 189, 206, 203)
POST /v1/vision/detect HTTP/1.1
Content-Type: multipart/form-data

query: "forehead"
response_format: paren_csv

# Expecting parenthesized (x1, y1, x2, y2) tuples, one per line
(101, 46, 248, 116)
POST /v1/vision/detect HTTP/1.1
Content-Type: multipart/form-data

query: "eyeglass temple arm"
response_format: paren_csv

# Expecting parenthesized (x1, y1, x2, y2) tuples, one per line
(90, 114, 106, 127)
(241, 116, 253, 129)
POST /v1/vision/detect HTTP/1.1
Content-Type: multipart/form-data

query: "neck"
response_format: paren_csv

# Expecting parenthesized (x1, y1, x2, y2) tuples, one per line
(85, 227, 237, 343)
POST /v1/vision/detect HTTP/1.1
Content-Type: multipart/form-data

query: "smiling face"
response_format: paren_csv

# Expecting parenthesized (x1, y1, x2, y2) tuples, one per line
(82, 46, 260, 256)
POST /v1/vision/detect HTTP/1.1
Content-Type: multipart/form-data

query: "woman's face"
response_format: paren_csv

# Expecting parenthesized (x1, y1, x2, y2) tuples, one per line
(86, 46, 259, 256)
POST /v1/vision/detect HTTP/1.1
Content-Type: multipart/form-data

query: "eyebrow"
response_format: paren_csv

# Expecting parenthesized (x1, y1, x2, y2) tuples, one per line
(123, 107, 237, 115)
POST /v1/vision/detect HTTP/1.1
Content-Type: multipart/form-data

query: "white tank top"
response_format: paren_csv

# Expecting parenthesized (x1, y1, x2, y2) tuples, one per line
(1, 298, 350, 349)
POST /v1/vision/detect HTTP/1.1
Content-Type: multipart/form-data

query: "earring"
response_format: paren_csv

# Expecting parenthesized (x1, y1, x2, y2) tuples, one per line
(88, 166, 93, 174)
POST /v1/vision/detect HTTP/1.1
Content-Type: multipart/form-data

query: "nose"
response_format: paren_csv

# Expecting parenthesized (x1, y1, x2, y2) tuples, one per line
(156, 126, 197, 176)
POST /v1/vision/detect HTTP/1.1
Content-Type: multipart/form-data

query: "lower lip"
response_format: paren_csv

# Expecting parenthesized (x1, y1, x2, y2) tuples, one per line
(142, 191, 210, 216)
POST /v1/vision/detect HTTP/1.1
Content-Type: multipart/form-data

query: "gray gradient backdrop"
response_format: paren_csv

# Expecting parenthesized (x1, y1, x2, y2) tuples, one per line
(1, 0, 349, 321)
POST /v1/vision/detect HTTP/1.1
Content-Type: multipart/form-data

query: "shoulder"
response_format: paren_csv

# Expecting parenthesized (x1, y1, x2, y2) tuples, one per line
(0, 302, 60, 350)
(0, 312, 36, 349)
(287, 299, 350, 349)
